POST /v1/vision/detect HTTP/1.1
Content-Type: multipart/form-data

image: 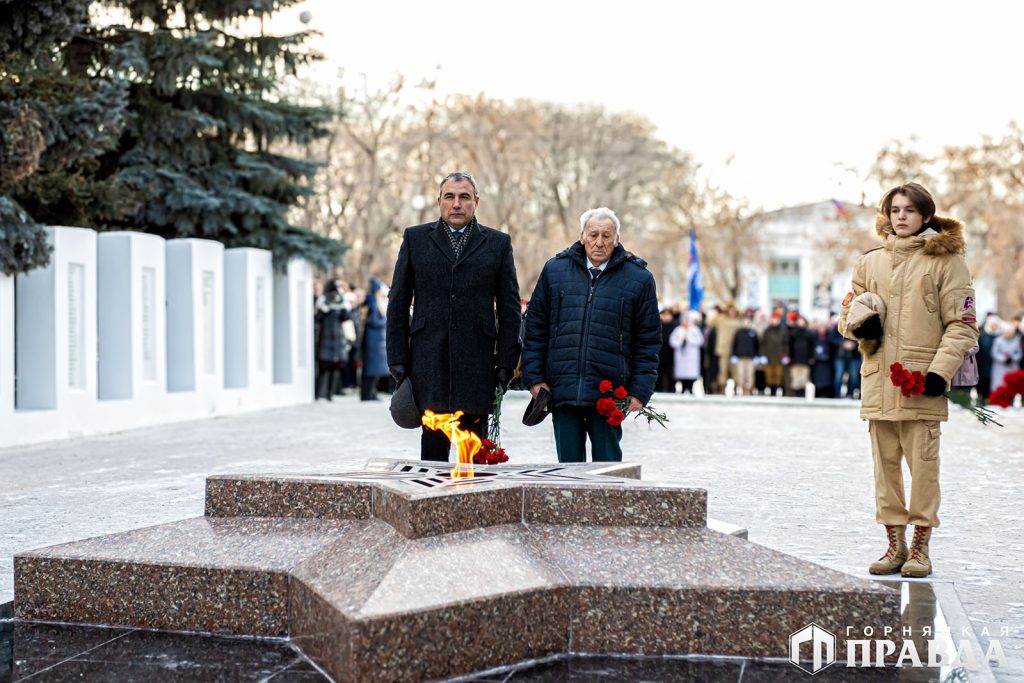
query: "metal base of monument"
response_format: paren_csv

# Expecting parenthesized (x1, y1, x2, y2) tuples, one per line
(13, 460, 901, 682)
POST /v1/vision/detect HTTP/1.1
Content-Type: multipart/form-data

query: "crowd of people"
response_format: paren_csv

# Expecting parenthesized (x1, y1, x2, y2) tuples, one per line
(313, 276, 391, 402)
(314, 279, 1024, 408)
(653, 304, 1024, 401)
(654, 306, 865, 399)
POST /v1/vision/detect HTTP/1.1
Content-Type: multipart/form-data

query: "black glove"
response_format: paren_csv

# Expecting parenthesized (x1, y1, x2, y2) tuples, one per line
(495, 367, 513, 392)
(923, 372, 947, 397)
(852, 314, 882, 340)
(389, 364, 406, 385)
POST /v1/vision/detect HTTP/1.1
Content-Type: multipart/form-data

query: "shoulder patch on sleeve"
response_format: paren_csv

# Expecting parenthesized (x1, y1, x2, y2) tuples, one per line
(959, 292, 977, 321)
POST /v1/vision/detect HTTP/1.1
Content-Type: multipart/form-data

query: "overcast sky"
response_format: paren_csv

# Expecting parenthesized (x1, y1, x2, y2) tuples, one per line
(272, 0, 1023, 211)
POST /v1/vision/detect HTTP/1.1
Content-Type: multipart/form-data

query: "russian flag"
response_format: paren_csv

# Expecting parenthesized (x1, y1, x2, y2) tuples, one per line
(831, 198, 850, 219)
(688, 227, 704, 309)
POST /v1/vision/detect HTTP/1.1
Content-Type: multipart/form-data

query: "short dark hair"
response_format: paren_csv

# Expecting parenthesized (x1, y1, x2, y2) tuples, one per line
(439, 172, 478, 198)
(879, 182, 936, 225)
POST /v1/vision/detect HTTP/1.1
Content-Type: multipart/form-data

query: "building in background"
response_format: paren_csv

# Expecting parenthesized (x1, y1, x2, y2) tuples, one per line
(735, 200, 995, 320)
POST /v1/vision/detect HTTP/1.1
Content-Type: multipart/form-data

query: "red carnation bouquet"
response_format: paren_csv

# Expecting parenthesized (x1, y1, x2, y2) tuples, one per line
(595, 379, 669, 428)
(476, 386, 510, 464)
(889, 362, 1001, 426)
(988, 370, 1024, 409)
(889, 363, 926, 398)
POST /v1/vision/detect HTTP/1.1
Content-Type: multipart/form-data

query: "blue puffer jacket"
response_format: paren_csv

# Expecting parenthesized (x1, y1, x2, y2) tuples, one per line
(521, 242, 661, 408)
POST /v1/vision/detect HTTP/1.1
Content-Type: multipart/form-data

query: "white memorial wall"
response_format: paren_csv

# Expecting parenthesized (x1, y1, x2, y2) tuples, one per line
(165, 238, 224, 419)
(0, 229, 315, 448)
(222, 248, 276, 411)
(274, 259, 314, 403)
(9, 227, 98, 443)
(95, 232, 167, 431)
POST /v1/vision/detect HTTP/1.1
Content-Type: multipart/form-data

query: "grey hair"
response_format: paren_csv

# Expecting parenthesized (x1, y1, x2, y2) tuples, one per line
(579, 207, 621, 235)
(439, 172, 478, 198)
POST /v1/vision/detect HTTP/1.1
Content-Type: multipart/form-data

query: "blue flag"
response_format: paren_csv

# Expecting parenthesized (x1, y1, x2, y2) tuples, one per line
(688, 227, 704, 309)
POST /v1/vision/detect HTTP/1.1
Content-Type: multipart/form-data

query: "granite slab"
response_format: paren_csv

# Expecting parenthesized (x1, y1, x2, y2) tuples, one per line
(14, 517, 360, 635)
(12, 461, 903, 681)
(523, 524, 900, 659)
(206, 475, 373, 520)
(523, 482, 706, 527)
(206, 461, 704, 539)
(373, 483, 523, 539)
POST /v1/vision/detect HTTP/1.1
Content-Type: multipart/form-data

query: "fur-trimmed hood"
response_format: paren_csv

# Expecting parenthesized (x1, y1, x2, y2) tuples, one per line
(874, 214, 966, 255)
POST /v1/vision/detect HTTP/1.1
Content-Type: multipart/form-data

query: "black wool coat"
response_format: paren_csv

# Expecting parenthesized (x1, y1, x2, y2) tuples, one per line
(386, 219, 522, 415)
(520, 242, 661, 408)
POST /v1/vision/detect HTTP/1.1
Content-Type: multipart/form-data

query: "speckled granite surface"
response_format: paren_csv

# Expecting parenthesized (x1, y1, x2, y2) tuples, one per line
(206, 475, 374, 520)
(14, 460, 902, 682)
(15, 517, 359, 636)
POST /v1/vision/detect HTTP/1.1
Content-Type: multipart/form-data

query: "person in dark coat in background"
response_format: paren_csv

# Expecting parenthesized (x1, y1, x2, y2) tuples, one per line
(360, 277, 389, 401)
(315, 279, 351, 400)
(703, 316, 718, 393)
(730, 314, 760, 396)
(656, 308, 677, 392)
(829, 319, 861, 398)
(340, 287, 361, 392)
(787, 315, 815, 397)
(521, 207, 661, 463)
(977, 313, 998, 400)
(760, 310, 789, 396)
(386, 171, 522, 461)
(810, 320, 835, 398)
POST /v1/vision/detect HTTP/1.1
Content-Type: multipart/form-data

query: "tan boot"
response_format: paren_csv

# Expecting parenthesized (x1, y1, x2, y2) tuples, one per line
(868, 525, 907, 575)
(901, 526, 932, 577)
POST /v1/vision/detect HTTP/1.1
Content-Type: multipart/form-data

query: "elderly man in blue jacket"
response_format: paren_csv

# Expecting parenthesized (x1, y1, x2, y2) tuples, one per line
(521, 207, 662, 462)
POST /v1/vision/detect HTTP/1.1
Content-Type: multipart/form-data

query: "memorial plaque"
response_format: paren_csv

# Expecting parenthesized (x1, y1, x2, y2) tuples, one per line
(67, 263, 85, 390)
(141, 267, 156, 381)
(202, 270, 215, 375)
(255, 276, 266, 372)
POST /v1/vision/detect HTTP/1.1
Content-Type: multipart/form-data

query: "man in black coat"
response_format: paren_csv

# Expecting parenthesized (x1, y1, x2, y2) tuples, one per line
(521, 207, 661, 462)
(386, 172, 522, 461)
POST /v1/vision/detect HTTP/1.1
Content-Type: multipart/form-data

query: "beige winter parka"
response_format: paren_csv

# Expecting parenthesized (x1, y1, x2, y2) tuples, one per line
(838, 216, 979, 421)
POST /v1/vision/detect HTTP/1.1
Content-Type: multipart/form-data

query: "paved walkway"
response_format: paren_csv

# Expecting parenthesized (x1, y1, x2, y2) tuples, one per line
(2, 393, 1022, 680)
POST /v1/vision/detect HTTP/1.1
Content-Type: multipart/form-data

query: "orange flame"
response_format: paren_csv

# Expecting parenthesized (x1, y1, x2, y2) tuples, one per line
(421, 410, 478, 478)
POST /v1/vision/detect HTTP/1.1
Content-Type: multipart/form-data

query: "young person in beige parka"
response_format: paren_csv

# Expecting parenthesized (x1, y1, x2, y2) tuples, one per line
(838, 182, 979, 578)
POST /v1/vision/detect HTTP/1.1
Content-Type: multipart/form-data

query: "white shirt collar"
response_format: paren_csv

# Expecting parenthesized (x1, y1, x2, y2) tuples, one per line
(586, 258, 608, 272)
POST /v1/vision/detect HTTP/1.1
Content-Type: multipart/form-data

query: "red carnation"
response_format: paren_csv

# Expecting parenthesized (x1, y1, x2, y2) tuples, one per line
(890, 362, 903, 373)
(988, 386, 1014, 408)
(613, 386, 628, 399)
(607, 409, 625, 427)
(599, 379, 613, 393)
(596, 397, 616, 417)
(1005, 370, 1024, 394)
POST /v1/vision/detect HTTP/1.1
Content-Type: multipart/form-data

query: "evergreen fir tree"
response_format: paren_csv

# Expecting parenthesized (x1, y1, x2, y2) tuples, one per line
(92, 0, 345, 270)
(2, 0, 344, 274)
(0, 0, 117, 275)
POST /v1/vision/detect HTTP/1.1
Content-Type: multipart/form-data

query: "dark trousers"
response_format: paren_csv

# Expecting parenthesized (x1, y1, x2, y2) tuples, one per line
(316, 364, 342, 400)
(360, 368, 382, 401)
(420, 412, 486, 462)
(552, 406, 623, 463)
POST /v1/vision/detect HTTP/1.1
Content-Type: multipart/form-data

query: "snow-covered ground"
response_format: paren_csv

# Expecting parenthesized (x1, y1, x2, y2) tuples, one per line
(2, 393, 1022, 679)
